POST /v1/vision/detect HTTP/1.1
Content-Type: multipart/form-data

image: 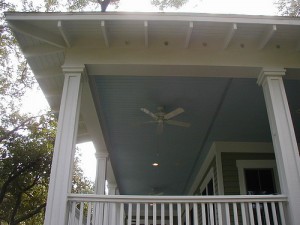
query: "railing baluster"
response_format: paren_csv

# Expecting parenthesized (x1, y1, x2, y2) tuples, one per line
(153, 203, 157, 225)
(263, 202, 271, 225)
(71, 202, 76, 225)
(120, 203, 124, 225)
(169, 203, 173, 225)
(161, 203, 165, 225)
(255, 202, 263, 225)
(248, 203, 255, 225)
(278, 202, 286, 225)
(185, 203, 190, 225)
(177, 203, 182, 225)
(79, 202, 84, 225)
(217, 203, 223, 225)
(128, 203, 132, 225)
(225, 203, 230, 225)
(233, 202, 238, 225)
(145, 203, 149, 225)
(271, 202, 279, 225)
(201, 203, 206, 225)
(193, 203, 198, 225)
(86, 202, 92, 225)
(110, 203, 117, 225)
(209, 203, 215, 225)
(136, 203, 140, 225)
(241, 203, 247, 225)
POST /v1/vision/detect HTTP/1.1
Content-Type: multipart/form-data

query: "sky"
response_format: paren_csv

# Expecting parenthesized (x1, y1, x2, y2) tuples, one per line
(20, 0, 279, 182)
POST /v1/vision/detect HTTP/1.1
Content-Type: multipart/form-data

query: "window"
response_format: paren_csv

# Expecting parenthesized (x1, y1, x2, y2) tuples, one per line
(236, 160, 280, 195)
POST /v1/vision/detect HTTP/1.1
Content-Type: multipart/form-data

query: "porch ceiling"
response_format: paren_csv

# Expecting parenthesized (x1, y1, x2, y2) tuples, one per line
(5, 12, 300, 196)
(89, 71, 300, 195)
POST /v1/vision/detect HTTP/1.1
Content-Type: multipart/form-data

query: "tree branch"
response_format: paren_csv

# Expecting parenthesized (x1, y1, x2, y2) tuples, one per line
(14, 203, 46, 224)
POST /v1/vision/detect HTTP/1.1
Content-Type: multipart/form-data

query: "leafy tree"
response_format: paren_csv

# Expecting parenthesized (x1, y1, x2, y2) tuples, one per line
(276, 0, 300, 16)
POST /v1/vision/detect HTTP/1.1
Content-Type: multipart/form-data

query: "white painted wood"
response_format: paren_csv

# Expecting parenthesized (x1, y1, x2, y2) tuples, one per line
(233, 203, 238, 225)
(184, 21, 193, 48)
(216, 150, 225, 195)
(263, 202, 271, 225)
(271, 202, 278, 225)
(217, 203, 223, 225)
(248, 203, 255, 225)
(201, 203, 206, 225)
(57, 21, 71, 47)
(144, 21, 148, 47)
(225, 203, 230, 225)
(136, 203, 140, 225)
(23, 44, 64, 58)
(209, 203, 215, 225)
(79, 202, 84, 225)
(255, 203, 262, 225)
(95, 153, 108, 195)
(161, 203, 165, 225)
(258, 25, 276, 49)
(193, 203, 198, 225)
(145, 204, 149, 225)
(8, 20, 66, 48)
(199, 168, 215, 195)
(278, 202, 286, 225)
(128, 203, 132, 225)
(177, 204, 182, 225)
(222, 23, 237, 49)
(153, 203, 157, 225)
(86, 202, 92, 225)
(169, 203, 173, 225)
(101, 21, 109, 47)
(258, 68, 300, 225)
(241, 203, 247, 225)
(120, 203, 124, 225)
(44, 68, 83, 225)
(71, 202, 76, 225)
(185, 203, 190, 225)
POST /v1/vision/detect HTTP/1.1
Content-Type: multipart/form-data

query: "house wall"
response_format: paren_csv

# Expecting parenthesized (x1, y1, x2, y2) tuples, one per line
(193, 157, 218, 195)
(221, 152, 275, 195)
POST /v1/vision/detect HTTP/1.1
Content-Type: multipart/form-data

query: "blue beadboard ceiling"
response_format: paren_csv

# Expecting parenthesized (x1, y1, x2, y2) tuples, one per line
(90, 76, 300, 195)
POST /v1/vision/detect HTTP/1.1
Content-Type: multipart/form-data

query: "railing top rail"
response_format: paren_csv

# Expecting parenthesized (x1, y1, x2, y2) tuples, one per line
(67, 194, 288, 203)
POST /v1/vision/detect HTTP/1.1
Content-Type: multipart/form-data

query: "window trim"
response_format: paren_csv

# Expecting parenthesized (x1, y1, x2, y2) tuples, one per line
(199, 168, 215, 195)
(236, 160, 280, 195)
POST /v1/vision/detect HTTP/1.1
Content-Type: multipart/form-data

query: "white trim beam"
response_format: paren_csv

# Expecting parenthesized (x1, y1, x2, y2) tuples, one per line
(184, 21, 193, 49)
(258, 68, 300, 225)
(101, 20, 110, 47)
(8, 21, 66, 48)
(22, 45, 64, 58)
(222, 23, 237, 50)
(258, 24, 277, 50)
(57, 21, 71, 48)
(144, 21, 149, 47)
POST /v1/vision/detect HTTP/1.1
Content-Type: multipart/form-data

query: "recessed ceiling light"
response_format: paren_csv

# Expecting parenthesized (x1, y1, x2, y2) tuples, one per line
(152, 163, 159, 167)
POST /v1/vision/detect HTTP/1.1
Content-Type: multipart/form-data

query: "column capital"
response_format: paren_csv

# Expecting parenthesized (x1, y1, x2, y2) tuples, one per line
(95, 152, 109, 159)
(62, 65, 86, 74)
(257, 67, 286, 86)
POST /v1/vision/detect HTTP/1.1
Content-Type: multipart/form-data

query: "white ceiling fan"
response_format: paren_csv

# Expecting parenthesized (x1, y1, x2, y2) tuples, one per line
(140, 106, 191, 134)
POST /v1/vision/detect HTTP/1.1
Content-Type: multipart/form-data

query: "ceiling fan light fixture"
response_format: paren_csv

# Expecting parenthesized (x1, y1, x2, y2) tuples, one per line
(152, 162, 159, 167)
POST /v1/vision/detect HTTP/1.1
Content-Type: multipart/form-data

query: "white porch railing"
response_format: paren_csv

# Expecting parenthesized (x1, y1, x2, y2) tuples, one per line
(67, 194, 288, 225)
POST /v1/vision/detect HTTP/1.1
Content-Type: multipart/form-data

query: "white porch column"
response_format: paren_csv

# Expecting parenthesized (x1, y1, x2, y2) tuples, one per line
(94, 153, 108, 225)
(257, 68, 300, 225)
(44, 67, 84, 225)
(95, 153, 108, 194)
(107, 183, 118, 225)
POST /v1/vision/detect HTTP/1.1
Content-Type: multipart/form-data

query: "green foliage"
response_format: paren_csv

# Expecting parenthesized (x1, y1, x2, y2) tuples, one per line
(276, 0, 300, 16)
(151, 0, 188, 10)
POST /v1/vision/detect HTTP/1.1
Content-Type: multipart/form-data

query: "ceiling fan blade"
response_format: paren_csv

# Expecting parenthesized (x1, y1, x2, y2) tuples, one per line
(140, 108, 158, 119)
(166, 120, 191, 128)
(164, 107, 184, 120)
